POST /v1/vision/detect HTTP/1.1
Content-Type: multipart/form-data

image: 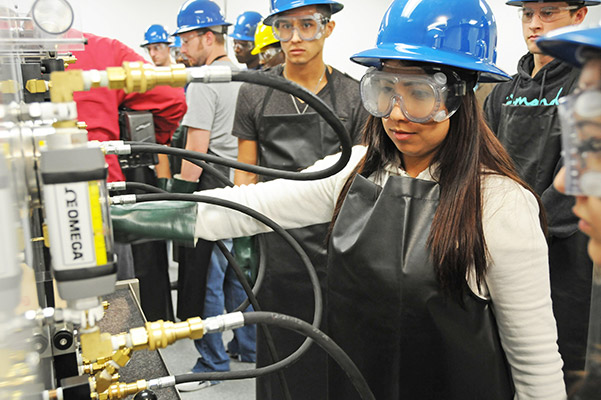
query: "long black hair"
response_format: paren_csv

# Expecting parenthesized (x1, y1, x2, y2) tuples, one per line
(330, 64, 546, 297)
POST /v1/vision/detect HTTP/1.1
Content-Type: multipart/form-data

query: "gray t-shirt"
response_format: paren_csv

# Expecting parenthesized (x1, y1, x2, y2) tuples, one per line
(233, 64, 368, 147)
(182, 59, 241, 160)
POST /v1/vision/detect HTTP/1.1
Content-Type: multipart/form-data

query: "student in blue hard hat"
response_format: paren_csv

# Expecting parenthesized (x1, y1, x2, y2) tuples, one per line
(230, 11, 262, 70)
(113, 0, 567, 397)
(170, 0, 256, 392)
(483, 0, 599, 390)
(539, 24, 601, 399)
(233, 0, 368, 398)
(140, 24, 173, 67)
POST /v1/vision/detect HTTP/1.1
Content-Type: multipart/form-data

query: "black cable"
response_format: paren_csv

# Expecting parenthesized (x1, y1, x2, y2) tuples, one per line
(232, 235, 266, 313)
(214, 240, 292, 399)
(174, 312, 376, 400)
(132, 193, 322, 381)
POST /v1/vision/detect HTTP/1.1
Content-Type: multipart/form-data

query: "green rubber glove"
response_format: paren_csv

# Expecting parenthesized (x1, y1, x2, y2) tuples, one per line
(156, 177, 171, 192)
(111, 201, 197, 243)
(170, 174, 198, 194)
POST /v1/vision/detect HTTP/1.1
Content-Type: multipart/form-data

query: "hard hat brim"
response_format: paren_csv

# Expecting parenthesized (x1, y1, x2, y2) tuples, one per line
(263, 2, 344, 25)
(506, 0, 601, 5)
(351, 44, 512, 83)
(173, 23, 232, 36)
(537, 27, 601, 67)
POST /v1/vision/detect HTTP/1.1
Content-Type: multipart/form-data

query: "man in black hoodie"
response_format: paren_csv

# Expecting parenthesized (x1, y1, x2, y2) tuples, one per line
(483, 0, 598, 392)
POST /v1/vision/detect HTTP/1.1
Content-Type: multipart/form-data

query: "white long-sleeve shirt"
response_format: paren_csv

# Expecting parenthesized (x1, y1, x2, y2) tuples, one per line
(194, 145, 566, 400)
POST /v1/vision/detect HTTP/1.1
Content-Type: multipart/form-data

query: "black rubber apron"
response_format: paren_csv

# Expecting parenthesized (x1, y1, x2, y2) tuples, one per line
(255, 69, 338, 400)
(328, 174, 514, 400)
(496, 74, 593, 388)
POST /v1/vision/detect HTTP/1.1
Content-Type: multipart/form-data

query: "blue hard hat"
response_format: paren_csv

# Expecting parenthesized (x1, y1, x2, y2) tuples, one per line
(174, 0, 232, 36)
(351, 0, 511, 83)
(231, 11, 263, 41)
(264, 0, 344, 25)
(537, 26, 601, 67)
(170, 35, 182, 48)
(141, 24, 172, 47)
(506, 0, 600, 6)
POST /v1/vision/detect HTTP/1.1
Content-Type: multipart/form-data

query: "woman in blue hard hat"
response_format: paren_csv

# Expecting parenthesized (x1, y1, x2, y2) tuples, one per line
(113, 0, 565, 398)
(539, 26, 601, 266)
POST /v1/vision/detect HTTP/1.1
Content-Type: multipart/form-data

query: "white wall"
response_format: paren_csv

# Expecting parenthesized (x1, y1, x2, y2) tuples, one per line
(71, 0, 601, 79)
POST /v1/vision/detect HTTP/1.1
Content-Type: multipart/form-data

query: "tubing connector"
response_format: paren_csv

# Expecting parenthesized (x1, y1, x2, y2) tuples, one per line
(203, 312, 245, 334)
(187, 65, 232, 83)
(109, 195, 137, 206)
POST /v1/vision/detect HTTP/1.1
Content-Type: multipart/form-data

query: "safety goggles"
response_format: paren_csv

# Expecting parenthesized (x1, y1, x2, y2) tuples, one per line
(144, 43, 168, 53)
(558, 88, 601, 196)
(259, 46, 282, 63)
(272, 13, 328, 42)
(360, 67, 467, 123)
(518, 5, 579, 23)
(233, 40, 254, 51)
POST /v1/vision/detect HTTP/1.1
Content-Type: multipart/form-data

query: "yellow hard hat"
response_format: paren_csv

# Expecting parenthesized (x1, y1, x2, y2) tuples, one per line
(251, 22, 279, 55)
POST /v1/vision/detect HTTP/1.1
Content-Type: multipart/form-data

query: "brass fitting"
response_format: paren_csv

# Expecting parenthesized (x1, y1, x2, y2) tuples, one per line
(98, 380, 147, 400)
(49, 69, 85, 102)
(94, 348, 132, 393)
(112, 317, 204, 352)
(61, 55, 78, 69)
(104, 62, 188, 94)
(0, 80, 18, 94)
(25, 79, 48, 94)
(80, 326, 114, 364)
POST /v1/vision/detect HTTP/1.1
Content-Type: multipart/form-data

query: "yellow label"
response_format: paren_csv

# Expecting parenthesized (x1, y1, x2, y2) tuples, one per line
(88, 181, 107, 266)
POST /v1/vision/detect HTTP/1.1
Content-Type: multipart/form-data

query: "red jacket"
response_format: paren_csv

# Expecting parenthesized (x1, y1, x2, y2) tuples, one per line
(71, 32, 187, 182)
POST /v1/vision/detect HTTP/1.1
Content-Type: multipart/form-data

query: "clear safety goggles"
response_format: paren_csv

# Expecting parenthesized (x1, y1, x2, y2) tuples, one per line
(558, 88, 601, 196)
(233, 40, 254, 51)
(259, 46, 282, 63)
(518, 5, 579, 23)
(272, 13, 328, 42)
(360, 67, 467, 123)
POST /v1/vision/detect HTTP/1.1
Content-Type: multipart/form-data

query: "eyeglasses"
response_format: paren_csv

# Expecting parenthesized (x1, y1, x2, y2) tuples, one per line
(259, 47, 282, 63)
(233, 40, 254, 51)
(179, 30, 209, 45)
(518, 6, 579, 23)
(272, 13, 328, 42)
(360, 67, 466, 123)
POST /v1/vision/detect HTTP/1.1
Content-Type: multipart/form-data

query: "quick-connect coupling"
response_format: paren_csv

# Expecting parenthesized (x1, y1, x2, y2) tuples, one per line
(98, 380, 148, 400)
(102, 62, 188, 94)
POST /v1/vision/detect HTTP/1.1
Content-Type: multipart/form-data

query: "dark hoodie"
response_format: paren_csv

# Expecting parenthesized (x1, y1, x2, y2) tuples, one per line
(483, 52, 580, 237)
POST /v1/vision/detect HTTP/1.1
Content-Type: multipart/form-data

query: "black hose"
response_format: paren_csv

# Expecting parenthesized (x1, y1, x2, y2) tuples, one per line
(214, 240, 292, 399)
(133, 193, 322, 381)
(129, 69, 352, 182)
(175, 312, 376, 400)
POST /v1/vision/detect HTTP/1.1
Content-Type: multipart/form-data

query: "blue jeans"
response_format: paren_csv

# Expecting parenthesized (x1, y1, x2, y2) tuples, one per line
(192, 239, 256, 373)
